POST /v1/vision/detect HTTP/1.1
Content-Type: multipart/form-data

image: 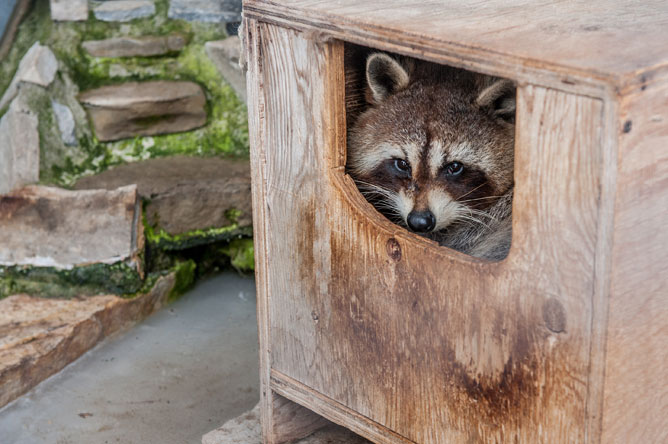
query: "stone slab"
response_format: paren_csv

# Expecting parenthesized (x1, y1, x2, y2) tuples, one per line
(205, 37, 246, 103)
(82, 34, 186, 57)
(0, 94, 39, 195)
(0, 272, 176, 409)
(168, 0, 241, 23)
(74, 156, 252, 235)
(0, 42, 58, 110)
(78, 80, 207, 141)
(50, 0, 88, 22)
(202, 404, 371, 444)
(0, 185, 142, 269)
(93, 0, 155, 22)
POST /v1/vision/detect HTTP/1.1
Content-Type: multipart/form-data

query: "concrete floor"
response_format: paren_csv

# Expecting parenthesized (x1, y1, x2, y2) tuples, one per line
(0, 272, 260, 444)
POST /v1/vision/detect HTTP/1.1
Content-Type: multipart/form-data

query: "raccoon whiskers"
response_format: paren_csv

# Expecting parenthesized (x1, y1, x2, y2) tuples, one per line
(455, 182, 490, 201)
(355, 181, 395, 199)
(354, 180, 405, 224)
(459, 195, 503, 204)
(452, 206, 495, 230)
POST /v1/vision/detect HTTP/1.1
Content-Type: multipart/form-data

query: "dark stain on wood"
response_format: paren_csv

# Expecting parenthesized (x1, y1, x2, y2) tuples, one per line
(326, 226, 551, 434)
(623, 120, 632, 133)
(386, 238, 402, 262)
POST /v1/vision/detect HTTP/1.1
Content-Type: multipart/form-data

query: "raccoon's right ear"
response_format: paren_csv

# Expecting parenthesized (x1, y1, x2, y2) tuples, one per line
(476, 79, 516, 123)
(366, 53, 410, 104)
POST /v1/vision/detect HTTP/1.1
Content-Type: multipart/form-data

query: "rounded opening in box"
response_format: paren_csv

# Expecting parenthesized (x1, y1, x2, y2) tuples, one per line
(343, 43, 516, 262)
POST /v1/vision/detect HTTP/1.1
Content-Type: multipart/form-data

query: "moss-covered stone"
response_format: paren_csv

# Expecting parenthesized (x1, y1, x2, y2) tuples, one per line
(0, 262, 143, 299)
(0, 0, 249, 188)
(167, 259, 196, 302)
(0, 0, 254, 298)
(221, 238, 255, 273)
(146, 223, 253, 251)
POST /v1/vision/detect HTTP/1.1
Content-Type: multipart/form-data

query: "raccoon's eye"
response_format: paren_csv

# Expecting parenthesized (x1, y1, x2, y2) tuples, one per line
(393, 159, 411, 174)
(445, 161, 465, 177)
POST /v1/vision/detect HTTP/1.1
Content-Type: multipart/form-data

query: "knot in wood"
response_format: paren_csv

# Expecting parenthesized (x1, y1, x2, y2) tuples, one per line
(386, 238, 402, 262)
(542, 297, 567, 333)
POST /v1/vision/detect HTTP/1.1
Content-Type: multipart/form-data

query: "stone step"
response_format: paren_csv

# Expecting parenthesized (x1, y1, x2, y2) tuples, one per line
(205, 36, 246, 103)
(0, 272, 176, 409)
(202, 404, 372, 444)
(50, 0, 88, 22)
(74, 156, 252, 249)
(0, 185, 142, 270)
(93, 0, 155, 22)
(168, 0, 241, 23)
(78, 80, 207, 142)
(82, 34, 186, 58)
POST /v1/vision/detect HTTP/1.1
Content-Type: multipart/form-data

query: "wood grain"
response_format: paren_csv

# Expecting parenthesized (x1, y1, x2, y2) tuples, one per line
(245, 17, 342, 444)
(600, 78, 668, 444)
(247, 21, 609, 443)
(272, 393, 330, 443)
(244, 0, 668, 96)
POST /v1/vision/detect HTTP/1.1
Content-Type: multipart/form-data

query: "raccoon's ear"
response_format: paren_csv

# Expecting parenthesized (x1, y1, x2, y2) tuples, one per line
(476, 79, 516, 123)
(366, 53, 410, 104)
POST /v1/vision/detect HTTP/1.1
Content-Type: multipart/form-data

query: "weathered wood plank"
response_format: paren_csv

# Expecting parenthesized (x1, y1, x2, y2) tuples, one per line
(244, 16, 275, 444)
(249, 20, 606, 443)
(244, 0, 668, 95)
(601, 78, 668, 444)
(245, 18, 339, 444)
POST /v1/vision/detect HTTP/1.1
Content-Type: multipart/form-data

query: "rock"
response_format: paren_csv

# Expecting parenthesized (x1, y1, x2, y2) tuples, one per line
(0, 0, 31, 60)
(0, 42, 58, 110)
(16, 76, 92, 185)
(82, 34, 186, 58)
(51, 100, 77, 146)
(205, 37, 246, 103)
(50, 0, 88, 21)
(0, 272, 176, 409)
(93, 0, 155, 22)
(168, 0, 241, 23)
(201, 404, 371, 444)
(0, 94, 39, 195)
(78, 81, 207, 141)
(0, 185, 143, 270)
(74, 156, 252, 240)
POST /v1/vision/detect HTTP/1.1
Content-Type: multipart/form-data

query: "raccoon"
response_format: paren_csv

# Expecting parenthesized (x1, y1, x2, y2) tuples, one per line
(347, 52, 516, 261)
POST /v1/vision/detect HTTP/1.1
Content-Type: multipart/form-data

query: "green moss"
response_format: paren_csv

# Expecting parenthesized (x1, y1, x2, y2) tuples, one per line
(0, 261, 143, 299)
(146, 223, 253, 251)
(221, 238, 255, 273)
(167, 259, 196, 302)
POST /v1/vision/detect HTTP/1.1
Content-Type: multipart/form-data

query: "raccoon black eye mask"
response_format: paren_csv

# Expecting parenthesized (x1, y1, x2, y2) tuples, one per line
(347, 52, 515, 261)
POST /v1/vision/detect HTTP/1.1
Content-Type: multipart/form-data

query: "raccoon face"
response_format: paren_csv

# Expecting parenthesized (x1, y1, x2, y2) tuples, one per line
(347, 53, 515, 237)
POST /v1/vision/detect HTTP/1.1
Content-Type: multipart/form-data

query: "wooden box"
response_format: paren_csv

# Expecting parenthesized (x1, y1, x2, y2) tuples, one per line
(243, 1, 668, 443)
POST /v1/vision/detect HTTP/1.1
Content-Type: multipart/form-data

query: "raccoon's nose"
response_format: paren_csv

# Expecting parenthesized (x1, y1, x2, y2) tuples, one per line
(407, 210, 436, 233)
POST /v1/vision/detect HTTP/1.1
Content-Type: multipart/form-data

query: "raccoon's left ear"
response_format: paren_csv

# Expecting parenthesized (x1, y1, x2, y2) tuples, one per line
(366, 53, 410, 104)
(476, 79, 516, 123)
